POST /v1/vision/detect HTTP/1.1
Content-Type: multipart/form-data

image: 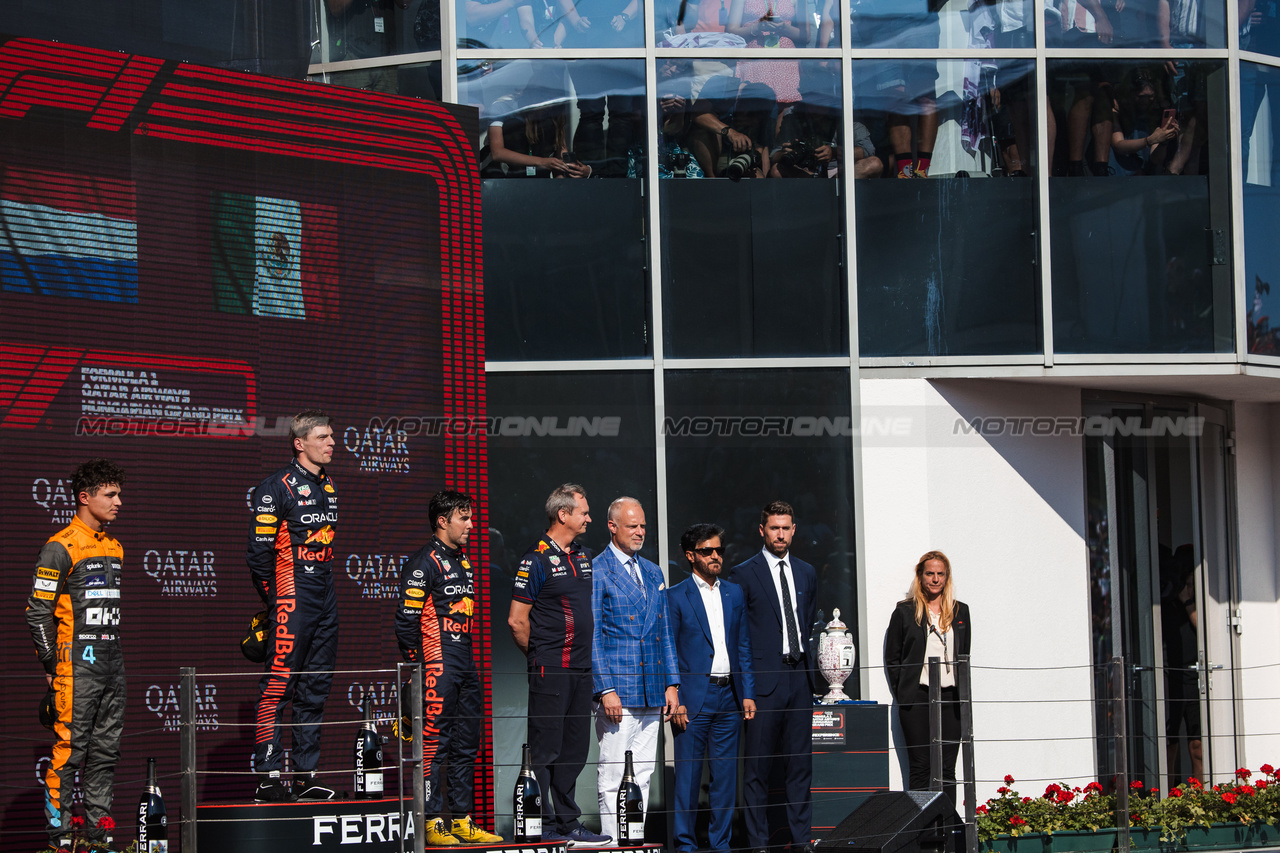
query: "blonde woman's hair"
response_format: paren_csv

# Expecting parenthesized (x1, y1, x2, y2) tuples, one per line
(907, 550, 955, 631)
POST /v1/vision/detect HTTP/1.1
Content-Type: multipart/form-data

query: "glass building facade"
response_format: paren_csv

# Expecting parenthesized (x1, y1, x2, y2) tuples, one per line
(300, 0, 1278, 820)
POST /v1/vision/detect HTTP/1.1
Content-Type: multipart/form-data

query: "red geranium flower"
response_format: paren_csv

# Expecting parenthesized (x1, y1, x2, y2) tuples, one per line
(1237, 768, 1253, 781)
(1010, 815, 1027, 827)
(1044, 784, 1062, 799)
(1085, 782, 1104, 794)
(97, 816, 115, 831)
(1261, 764, 1276, 777)
(1131, 780, 1143, 789)
(70, 817, 85, 828)
(1151, 789, 1159, 795)
(1170, 788, 1183, 798)
(997, 787, 1009, 795)
(1022, 797, 1032, 804)
(1005, 775, 1016, 785)
(1223, 792, 1238, 805)
(1257, 780, 1269, 790)
(1056, 791, 1073, 805)
(976, 805, 989, 815)
(1240, 785, 1255, 797)
(1189, 777, 1203, 789)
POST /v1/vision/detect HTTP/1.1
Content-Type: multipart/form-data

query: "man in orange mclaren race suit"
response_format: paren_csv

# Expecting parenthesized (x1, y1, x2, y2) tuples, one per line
(25, 458, 127, 852)
(395, 491, 503, 846)
(247, 409, 340, 802)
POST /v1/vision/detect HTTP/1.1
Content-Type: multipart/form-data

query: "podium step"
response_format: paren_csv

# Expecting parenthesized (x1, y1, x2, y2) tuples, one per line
(196, 800, 662, 853)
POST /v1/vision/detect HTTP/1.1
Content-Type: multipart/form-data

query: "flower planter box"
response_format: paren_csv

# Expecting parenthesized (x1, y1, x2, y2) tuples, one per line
(985, 823, 1280, 853)
(982, 830, 1119, 853)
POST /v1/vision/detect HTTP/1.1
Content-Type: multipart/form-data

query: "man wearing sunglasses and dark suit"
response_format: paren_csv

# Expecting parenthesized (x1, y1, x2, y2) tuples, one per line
(668, 523, 755, 853)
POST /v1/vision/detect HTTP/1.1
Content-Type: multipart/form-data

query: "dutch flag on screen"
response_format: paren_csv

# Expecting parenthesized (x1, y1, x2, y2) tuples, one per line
(0, 167, 138, 303)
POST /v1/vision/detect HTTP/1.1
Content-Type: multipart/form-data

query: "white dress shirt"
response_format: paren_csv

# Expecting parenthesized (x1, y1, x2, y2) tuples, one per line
(761, 548, 803, 656)
(609, 542, 643, 592)
(693, 573, 730, 677)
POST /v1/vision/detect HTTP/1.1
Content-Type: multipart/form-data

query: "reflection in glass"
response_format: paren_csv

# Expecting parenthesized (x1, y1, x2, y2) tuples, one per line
(313, 61, 442, 99)
(654, 0, 821, 46)
(459, 0, 543, 47)
(1242, 0, 1280, 56)
(1048, 0, 1224, 48)
(660, 61, 847, 357)
(853, 59, 1040, 357)
(320, 0, 441, 64)
(850, 0, 1034, 50)
(663, 367, 857, 701)
(1048, 60, 1231, 354)
(460, 59, 645, 179)
(1243, 61, 1280, 356)
(487, 370, 657, 835)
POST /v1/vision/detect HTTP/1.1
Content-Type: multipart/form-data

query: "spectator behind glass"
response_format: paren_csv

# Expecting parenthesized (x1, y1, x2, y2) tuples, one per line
(482, 61, 594, 178)
(852, 0, 939, 176)
(726, 0, 811, 105)
(326, 0, 402, 92)
(1108, 68, 1180, 175)
(553, 0, 642, 46)
(771, 62, 884, 179)
(567, 62, 645, 178)
(686, 73, 778, 179)
(462, 0, 542, 47)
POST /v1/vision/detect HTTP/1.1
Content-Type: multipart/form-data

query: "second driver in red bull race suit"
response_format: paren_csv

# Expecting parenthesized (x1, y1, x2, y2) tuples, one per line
(247, 409, 340, 802)
(395, 491, 503, 846)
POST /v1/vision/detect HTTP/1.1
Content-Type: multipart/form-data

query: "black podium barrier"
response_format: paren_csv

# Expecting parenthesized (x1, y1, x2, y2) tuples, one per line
(815, 790, 957, 853)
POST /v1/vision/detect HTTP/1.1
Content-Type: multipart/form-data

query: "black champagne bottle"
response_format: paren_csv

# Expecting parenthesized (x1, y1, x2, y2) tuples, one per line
(616, 749, 644, 843)
(513, 743, 543, 841)
(353, 696, 384, 798)
(136, 757, 168, 853)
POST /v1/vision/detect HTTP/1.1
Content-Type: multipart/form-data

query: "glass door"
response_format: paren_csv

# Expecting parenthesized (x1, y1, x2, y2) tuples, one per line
(1084, 399, 1241, 791)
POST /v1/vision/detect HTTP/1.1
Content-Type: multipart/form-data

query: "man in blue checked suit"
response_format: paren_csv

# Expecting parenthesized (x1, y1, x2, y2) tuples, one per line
(669, 523, 756, 853)
(591, 496, 680, 842)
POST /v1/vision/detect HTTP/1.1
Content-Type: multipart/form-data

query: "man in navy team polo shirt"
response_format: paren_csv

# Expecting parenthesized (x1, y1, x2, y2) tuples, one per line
(508, 483, 611, 847)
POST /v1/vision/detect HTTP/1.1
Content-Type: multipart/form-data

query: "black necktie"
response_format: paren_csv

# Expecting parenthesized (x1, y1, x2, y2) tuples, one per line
(779, 560, 800, 659)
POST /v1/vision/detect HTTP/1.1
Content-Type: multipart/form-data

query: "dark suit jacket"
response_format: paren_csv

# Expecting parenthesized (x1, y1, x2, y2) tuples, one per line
(727, 551, 818, 696)
(883, 598, 972, 703)
(668, 575, 755, 719)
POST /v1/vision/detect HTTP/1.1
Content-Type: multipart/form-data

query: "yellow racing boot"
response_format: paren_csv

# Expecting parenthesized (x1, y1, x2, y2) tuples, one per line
(427, 817, 462, 846)
(451, 815, 504, 844)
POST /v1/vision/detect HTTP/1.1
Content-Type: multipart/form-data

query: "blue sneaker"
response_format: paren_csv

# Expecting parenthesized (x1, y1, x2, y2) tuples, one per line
(564, 827, 612, 848)
(543, 831, 569, 844)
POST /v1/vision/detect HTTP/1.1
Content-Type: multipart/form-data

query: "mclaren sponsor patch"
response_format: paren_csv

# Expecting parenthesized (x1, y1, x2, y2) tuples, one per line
(37, 566, 59, 580)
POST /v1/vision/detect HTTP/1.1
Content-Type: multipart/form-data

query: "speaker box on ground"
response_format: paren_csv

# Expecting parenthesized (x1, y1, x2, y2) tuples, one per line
(815, 791, 960, 853)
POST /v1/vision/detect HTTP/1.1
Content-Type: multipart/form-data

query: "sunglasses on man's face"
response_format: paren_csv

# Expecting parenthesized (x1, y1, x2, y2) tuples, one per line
(693, 546, 726, 557)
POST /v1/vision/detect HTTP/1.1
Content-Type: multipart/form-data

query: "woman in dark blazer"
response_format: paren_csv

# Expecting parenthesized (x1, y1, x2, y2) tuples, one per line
(884, 550, 971, 804)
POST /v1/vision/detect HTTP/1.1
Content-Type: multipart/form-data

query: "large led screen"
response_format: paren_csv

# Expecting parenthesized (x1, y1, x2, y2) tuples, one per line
(0, 36, 487, 848)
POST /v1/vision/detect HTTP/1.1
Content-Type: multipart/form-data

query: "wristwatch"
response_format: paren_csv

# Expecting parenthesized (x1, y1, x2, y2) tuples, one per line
(720, 125, 731, 141)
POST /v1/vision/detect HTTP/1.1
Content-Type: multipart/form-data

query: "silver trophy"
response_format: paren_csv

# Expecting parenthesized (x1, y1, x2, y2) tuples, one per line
(817, 608, 856, 704)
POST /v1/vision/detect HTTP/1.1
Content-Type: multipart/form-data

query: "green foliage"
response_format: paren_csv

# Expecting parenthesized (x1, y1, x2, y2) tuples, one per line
(977, 766, 1280, 844)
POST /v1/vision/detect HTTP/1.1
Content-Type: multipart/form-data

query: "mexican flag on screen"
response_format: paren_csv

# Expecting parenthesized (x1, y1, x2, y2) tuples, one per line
(212, 192, 339, 321)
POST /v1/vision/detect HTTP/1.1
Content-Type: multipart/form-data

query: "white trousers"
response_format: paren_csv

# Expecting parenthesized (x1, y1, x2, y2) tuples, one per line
(595, 703, 662, 841)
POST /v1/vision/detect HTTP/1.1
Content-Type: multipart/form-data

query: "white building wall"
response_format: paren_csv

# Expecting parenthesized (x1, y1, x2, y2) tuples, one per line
(859, 377, 1096, 807)
(1232, 402, 1280, 768)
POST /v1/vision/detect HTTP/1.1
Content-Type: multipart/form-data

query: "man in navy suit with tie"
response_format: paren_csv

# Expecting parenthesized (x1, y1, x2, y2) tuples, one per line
(668, 523, 756, 853)
(591, 497, 680, 842)
(729, 500, 818, 853)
